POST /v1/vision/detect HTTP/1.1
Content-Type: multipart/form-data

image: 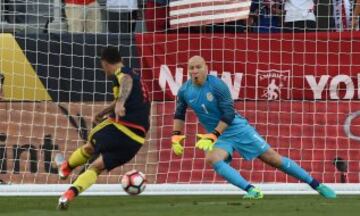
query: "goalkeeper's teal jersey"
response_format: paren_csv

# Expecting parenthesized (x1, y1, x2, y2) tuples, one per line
(175, 75, 250, 137)
(175, 74, 270, 161)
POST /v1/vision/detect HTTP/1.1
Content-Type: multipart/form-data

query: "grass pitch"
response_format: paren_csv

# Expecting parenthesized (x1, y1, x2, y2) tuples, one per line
(0, 195, 359, 216)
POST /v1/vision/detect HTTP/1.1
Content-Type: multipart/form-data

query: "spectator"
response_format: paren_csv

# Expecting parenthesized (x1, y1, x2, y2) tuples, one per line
(248, 0, 283, 33)
(105, 0, 138, 33)
(144, 0, 169, 32)
(283, 0, 316, 33)
(332, 0, 352, 31)
(0, 73, 4, 100)
(3, 0, 26, 24)
(353, 0, 360, 30)
(64, 0, 102, 33)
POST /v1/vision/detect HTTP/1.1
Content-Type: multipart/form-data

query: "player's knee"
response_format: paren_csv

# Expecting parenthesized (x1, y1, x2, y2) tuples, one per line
(205, 155, 215, 165)
(205, 149, 228, 165)
(260, 148, 282, 168)
(268, 157, 282, 168)
(83, 143, 95, 156)
(88, 166, 104, 175)
(88, 161, 105, 174)
(205, 153, 223, 165)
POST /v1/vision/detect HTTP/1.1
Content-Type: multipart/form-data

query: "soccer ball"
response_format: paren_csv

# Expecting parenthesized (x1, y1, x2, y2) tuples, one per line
(121, 170, 146, 195)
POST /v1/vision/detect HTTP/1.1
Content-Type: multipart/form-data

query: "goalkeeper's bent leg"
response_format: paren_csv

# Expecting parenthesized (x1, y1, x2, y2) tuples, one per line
(260, 149, 320, 189)
(213, 160, 253, 191)
(279, 157, 336, 198)
(280, 156, 320, 188)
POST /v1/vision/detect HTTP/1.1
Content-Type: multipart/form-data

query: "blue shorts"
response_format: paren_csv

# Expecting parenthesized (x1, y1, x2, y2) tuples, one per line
(214, 125, 270, 162)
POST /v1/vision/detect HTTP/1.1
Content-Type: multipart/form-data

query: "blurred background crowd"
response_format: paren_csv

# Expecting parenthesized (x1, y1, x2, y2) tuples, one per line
(0, 0, 359, 34)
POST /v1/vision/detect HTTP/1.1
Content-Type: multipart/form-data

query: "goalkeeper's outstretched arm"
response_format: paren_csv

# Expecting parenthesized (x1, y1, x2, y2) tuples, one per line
(173, 85, 187, 133)
(173, 119, 185, 133)
(171, 86, 188, 155)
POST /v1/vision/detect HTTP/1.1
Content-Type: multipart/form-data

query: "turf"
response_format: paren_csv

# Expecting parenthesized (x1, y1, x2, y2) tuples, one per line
(0, 195, 359, 216)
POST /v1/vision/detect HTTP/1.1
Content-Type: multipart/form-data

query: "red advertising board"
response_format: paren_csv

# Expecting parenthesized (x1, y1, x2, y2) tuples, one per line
(136, 32, 360, 183)
(136, 32, 360, 101)
(155, 101, 360, 183)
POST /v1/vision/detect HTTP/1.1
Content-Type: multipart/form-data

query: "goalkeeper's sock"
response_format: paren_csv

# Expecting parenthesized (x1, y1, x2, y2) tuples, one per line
(72, 168, 99, 193)
(280, 157, 313, 184)
(309, 179, 321, 190)
(213, 160, 252, 191)
(68, 146, 91, 169)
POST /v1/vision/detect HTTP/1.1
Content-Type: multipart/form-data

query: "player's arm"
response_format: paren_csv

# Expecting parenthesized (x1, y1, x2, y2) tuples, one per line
(92, 74, 133, 124)
(196, 122, 229, 151)
(195, 80, 234, 151)
(173, 88, 187, 133)
(93, 100, 116, 125)
(213, 121, 229, 135)
(171, 88, 187, 156)
(212, 80, 235, 134)
(173, 119, 185, 134)
(115, 73, 133, 118)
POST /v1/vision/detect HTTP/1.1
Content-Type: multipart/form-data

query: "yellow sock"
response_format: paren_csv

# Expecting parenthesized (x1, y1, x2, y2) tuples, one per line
(73, 168, 98, 193)
(68, 146, 91, 168)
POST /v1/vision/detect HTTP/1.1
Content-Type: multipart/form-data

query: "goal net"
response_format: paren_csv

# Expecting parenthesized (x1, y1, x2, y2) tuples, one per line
(1, 0, 360, 196)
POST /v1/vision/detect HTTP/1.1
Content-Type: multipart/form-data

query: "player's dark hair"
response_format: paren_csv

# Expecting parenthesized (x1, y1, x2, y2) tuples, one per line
(100, 47, 122, 64)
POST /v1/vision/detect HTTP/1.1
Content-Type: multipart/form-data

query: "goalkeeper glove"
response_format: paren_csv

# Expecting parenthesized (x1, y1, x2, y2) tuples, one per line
(195, 130, 221, 152)
(171, 131, 186, 156)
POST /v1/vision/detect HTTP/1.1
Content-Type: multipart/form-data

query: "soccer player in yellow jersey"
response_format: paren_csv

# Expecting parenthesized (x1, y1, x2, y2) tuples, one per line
(57, 47, 150, 210)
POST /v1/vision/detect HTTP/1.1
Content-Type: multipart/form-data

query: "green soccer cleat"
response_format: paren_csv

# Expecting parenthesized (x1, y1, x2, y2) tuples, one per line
(243, 187, 264, 200)
(316, 184, 336, 199)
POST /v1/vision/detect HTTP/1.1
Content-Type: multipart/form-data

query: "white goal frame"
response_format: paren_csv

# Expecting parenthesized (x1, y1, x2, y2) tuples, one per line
(1, 184, 360, 196)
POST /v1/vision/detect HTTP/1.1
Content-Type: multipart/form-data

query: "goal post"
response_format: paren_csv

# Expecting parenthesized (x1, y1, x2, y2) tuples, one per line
(1, 2, 360, 196)
(1, 184, 360, 196)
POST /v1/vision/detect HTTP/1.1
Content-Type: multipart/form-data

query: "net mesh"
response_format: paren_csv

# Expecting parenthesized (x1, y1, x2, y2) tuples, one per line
(0, 1, 360, 194)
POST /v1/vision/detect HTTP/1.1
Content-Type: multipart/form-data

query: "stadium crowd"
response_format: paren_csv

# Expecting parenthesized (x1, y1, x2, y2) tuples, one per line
(0, 0, 359, 33)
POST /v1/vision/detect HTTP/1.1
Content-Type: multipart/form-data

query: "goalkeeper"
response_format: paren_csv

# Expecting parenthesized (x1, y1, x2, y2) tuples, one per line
(171, 55, 336, 199)
(57, 47, 150, 209)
